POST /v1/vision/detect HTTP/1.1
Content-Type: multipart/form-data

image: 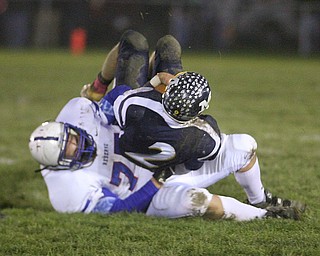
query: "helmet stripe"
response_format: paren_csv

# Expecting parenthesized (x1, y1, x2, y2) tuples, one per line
(34, 136, 59, 141)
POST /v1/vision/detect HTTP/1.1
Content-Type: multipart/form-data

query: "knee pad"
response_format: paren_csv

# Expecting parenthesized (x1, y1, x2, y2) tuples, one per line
(184, 188, 213, 216)
(231, 134, 257, 158)
(147, 185, 212, 218)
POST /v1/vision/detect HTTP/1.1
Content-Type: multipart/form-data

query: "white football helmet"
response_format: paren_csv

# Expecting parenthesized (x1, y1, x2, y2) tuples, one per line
(29, 121, 96, 170)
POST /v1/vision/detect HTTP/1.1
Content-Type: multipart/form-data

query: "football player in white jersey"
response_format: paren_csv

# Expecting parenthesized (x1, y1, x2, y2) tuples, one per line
(29, 30, 304, 221)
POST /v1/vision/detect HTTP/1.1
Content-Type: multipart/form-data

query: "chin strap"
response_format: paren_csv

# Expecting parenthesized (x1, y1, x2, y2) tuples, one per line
(34, 165, 68, 173)
(34, 166, 49, 173)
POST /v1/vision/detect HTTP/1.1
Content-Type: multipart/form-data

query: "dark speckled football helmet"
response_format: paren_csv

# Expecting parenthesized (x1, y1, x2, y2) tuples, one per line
(162, 72, 212, 122)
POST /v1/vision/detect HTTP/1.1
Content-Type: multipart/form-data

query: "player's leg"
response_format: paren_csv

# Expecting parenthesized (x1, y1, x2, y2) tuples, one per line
(148, 51, 155, 79)
(146, 184, 301, 221)
(100, 43, 120, 85)
(150, 34, 183, 78)
(233, 134, 306, 212)
(206, 194, 301, 221)
(146, 185, 212, 218)
(115, 29, 149, 89)
(167, 133, 305, 214)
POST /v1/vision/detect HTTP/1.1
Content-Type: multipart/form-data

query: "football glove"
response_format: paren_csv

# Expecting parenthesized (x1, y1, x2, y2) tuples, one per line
(80, 83, 105, 102)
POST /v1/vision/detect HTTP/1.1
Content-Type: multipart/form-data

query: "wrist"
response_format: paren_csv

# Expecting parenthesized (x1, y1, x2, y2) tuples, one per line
(157, 72, 175, 86)
(92, 72, 112, 94)
(151, 177, 163, 189)
(97, 71, 112, 85)
(150, 74, 161, 87)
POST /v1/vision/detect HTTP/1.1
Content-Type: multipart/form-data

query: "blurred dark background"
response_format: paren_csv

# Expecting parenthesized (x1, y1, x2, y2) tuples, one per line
(0, 0, 319, 56)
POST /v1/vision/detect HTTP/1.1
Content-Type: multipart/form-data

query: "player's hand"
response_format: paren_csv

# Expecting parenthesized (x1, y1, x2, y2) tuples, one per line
(152, 168, 174, 183)
(151, 177, 163, 189)
(80, 83, 105, 102)
(157, 72, 175, 86)
(150, 73, 175, 93)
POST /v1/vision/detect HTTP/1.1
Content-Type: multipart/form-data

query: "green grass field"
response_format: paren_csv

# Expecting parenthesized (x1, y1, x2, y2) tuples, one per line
(0, 49, 319, 255)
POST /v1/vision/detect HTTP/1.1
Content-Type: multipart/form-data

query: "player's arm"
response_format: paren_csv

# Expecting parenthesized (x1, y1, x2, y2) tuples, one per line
(81, 43, 119, 102)
(99, 72, 174, 123)
(90, 178, 162, 214)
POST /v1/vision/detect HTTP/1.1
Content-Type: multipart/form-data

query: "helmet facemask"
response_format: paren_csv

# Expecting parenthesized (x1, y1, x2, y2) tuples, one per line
(58, 123, 97, 170)
(29, 122, 96, 171)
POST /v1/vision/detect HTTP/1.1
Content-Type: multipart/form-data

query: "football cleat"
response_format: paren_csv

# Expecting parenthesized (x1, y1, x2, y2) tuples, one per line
(265, 205, 301, 220)
(115, 30, 149, 89)
(152, 34, 183, 76)
(248, 189, 306, 213)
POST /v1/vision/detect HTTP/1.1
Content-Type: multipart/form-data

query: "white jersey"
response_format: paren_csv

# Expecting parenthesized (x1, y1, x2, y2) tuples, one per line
(41, 97, 153, 213)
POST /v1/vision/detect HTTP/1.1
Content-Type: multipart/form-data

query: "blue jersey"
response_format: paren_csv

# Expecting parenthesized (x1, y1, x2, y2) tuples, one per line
(111, 86, 221, 172)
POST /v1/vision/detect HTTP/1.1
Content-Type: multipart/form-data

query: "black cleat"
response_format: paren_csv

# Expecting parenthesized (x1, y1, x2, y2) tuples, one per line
(248, 189, 306, 213)
(265, 205, 301, 220)
(116, 30, 149, 89)
(152, 35, 183, 76)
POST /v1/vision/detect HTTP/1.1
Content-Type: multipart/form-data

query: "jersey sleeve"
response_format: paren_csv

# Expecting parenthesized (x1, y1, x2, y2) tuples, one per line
(56, 97, 109, 128)
(99, 85, 131, 124)
(188, 115, 221, 161)
(89, 180, 159, 214)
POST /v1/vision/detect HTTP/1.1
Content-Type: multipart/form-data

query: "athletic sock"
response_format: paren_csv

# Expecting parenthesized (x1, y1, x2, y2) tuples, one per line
(219, 195, 267, 221)
(234, 157, 265, 204)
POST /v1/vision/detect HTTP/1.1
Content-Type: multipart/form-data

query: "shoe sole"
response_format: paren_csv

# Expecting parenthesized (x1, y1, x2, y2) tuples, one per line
(153, 35, 183, 75)
(116, 30, 149, 88)
(156, 35, 182, 61)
